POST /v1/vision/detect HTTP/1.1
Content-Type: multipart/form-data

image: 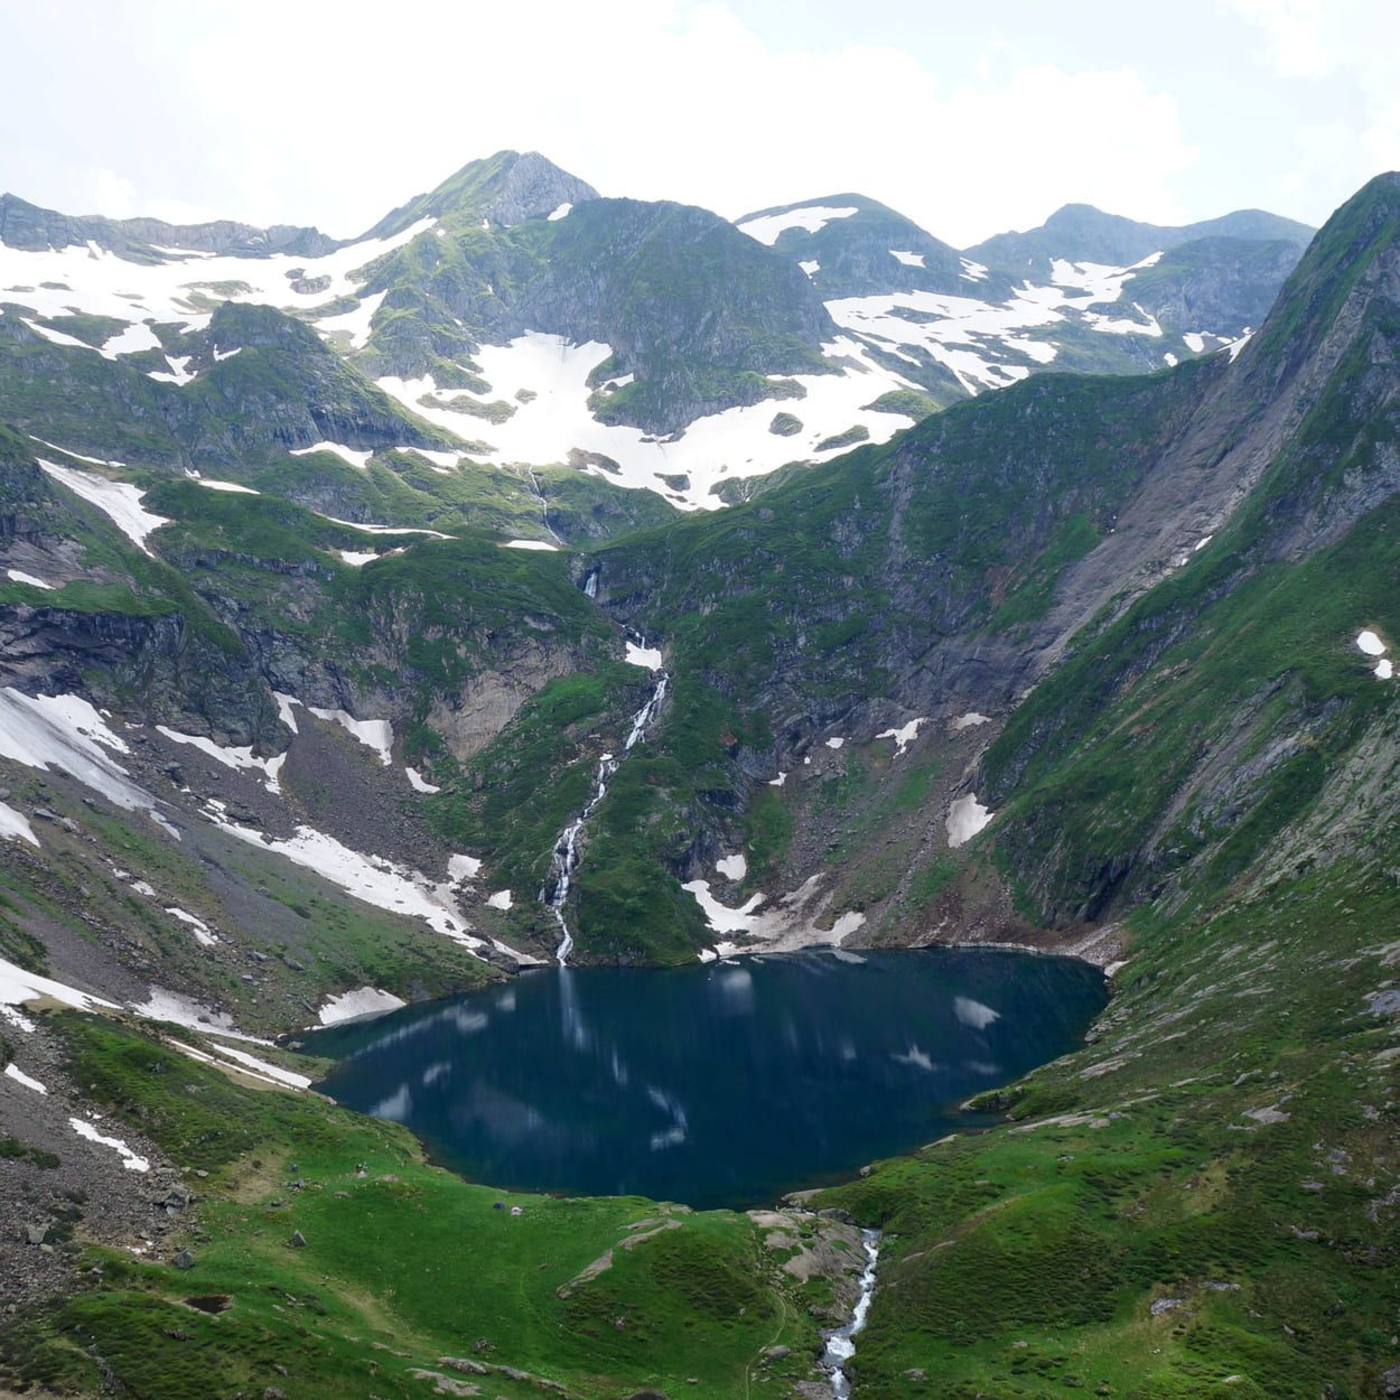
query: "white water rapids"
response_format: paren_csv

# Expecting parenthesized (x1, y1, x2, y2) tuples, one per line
(821, 1228, 881, 1398)
(540, 635, 669, 964)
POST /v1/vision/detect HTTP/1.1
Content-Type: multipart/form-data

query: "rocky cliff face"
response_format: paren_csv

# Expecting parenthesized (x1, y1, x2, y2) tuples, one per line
(0, 191, 335, 258)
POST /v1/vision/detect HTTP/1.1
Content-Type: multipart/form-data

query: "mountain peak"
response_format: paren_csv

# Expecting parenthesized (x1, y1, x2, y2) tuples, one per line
(968, 201, 1315, 275)
(363, 149, 600, 239)
(1245, 169, 1400, 378)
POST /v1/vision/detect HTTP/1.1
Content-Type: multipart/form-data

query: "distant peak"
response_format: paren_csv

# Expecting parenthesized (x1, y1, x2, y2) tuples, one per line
(362, 150, 600, 241)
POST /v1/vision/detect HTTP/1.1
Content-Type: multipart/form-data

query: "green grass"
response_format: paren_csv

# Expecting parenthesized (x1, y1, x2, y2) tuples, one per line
(815, 855, 1400, 1399)
(0, 1013, 818, 1400)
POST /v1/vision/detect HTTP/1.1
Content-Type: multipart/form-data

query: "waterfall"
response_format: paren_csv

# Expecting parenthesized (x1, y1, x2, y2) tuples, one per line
(523, 466, 564, 545)
(821, 1229, 881, 1399)
(540, 642, 668, 965)
(583, 567, 599, 599)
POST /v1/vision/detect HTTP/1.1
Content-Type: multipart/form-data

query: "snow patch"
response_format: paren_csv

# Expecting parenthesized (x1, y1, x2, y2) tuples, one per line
(316, 289, 386, 350)
(129, 986, 262, 1041)
(273, 692, 301, 734)
(70, 1117, 149, 1172)
(36, 459, 168, 554)
(502, 539, 559, 551)
(625, 640, 663, 670)
(875, 717, 927, 756)
(1228, 331, 1253, 362)
(148, 354, 194, 385)
(4, 1062, 47, 1094)
(307, 708, 393, 765)
(0, 800, 38, 847)
(196, 478, 259, 494)
(212, 818, 483, 949)
(950, 712, 991, 731)
(314, 513, 448, 538)
(487, 889, 513, 911)
(317, 987, 406, 1026)
(378, 332, 919, 511)
(890, 250, 925, 268)
(547, 202, 573, 221)
(1356, 630, 1386, 657)
(682, 872, 865, 952)
(164, 906, 217, 947)
(6, 569, 54, 589)
(947, 793, 993, 848)
(716, 853, 747, 882)
(405, 766, 440, 793)
(291, 442, 374, 471)
(0, 216, 433, 338)
(205, 1043, 312, 1089)
(737, 205, 859, 245)
(156, 725, 286, 793)
(0, 688, 174, 829)
(448, 854, 482, 883)
(100, 322, 163, 358)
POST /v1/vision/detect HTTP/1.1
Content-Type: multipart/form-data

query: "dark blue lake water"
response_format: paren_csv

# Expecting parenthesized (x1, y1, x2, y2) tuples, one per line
(306, 948, 1106, 1209)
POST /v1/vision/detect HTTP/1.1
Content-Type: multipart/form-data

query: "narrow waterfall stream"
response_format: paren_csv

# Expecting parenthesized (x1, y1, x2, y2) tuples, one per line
(523, 466, 564, 545)
(540, 632, 669, 964)
(821, 1229, 881, 1399)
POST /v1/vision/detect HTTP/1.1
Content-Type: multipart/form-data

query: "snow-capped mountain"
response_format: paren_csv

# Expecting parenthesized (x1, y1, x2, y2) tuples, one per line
(0, 151, 1312, 514)
(737, 193, 1316, 408)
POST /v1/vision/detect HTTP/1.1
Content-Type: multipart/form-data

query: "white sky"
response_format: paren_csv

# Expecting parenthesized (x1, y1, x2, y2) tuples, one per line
(2, 0, 1397, 247)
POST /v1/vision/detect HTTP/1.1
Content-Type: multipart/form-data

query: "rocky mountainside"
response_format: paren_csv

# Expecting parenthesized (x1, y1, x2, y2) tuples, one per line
(0, 191, 336, 260)
(741, 193, 1316, 405)
(0, 151, 1313, 512)
(0, 164, 1396, 1400)
(966, 199, 1314, 274)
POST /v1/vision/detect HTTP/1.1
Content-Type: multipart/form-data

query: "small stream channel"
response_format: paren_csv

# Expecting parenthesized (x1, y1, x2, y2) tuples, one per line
(821, 1228, 881, 1398)
(539, 630, 668, 964)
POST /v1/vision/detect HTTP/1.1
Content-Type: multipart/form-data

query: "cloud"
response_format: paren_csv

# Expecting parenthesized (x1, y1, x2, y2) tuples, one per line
(61, 0, 1198, 246)
(1222, 0, 1400, 218)
(1221, 0, 1333, 76)
(92, 170, 136, 221)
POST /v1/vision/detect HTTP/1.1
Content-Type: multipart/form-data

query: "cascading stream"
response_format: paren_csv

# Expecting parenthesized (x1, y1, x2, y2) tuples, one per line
(821, 1228, 881, 1399)
(523, 465, 564, 546)
(540, 629, 668, 965)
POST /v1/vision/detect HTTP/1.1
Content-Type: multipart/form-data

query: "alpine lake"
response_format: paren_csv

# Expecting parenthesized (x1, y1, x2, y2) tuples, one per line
(305, 948, 1108, 1210)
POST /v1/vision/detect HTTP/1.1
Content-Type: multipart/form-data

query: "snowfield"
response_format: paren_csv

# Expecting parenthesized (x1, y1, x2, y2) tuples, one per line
(378, 330, 924, 510)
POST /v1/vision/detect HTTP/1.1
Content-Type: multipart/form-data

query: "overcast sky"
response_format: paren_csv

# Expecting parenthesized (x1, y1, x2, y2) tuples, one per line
(3, 0, 1397, 247)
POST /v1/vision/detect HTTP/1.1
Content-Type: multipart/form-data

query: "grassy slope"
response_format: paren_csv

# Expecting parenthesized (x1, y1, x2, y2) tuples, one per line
(0, 1014, 819, 1400)
(807, 242, 1400, 1389)
(817, 857, 1398, 1400)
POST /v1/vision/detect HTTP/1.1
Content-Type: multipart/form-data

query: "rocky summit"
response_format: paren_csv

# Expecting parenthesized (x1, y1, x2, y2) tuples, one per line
(0, 145, 1397, 1400)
